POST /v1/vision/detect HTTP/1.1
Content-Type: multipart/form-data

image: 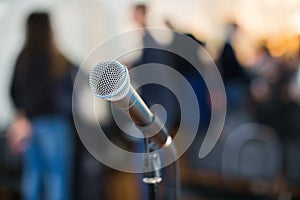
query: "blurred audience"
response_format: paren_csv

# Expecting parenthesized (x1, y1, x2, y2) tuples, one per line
(7, 12, 76, 200)
(251, 45, 300, 140)
(250, 45, 300, 187)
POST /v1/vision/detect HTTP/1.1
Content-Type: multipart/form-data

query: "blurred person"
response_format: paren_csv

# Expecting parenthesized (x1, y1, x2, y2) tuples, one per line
(217, 23, 250, 110)
(164, 19, 212, 134)
(250, 45, 282, 130)
(288, 58, 300, 104)
(132, 4, 177, 132)
(132, 4, 173, 71)
(7, 12, 76, 200)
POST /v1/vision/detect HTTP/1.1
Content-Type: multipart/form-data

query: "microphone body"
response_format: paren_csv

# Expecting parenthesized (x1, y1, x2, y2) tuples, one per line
(114, 85, 152, 126)
(114, 85, 170, 147)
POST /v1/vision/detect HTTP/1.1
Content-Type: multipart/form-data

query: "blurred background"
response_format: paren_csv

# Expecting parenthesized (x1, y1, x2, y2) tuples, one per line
(1, 0, 300, 200)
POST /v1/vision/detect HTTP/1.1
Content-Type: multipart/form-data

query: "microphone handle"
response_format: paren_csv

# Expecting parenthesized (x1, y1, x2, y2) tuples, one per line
(114, 85, 169, 147)
(114, 86, 153, 126)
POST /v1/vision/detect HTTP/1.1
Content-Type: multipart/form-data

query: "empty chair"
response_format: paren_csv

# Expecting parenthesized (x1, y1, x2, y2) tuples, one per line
(221, 123, 282, 181)
(285, 141, 300, 185)
(187, 131, 224, 172)
(186, 110, 252, 172)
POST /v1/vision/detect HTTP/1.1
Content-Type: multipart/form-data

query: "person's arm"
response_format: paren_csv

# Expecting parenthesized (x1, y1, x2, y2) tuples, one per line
(8, 53, 32, 154)
(10, 53, 24, 109)
(7, 110, 32, 154)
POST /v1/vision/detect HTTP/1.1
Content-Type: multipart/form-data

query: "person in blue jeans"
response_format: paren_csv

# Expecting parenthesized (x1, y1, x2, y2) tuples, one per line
(7, 12, 76, 200)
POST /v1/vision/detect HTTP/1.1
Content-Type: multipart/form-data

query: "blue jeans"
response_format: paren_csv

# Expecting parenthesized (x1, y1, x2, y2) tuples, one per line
(22, 115, 74, 200)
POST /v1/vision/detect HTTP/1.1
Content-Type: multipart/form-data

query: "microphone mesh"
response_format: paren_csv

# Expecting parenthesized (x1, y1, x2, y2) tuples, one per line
(89, 61, 130, 101)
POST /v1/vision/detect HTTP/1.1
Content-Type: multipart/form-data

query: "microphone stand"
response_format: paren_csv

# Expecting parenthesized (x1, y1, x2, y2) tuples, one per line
(142, 138, 161, 200)
(142, 139, 181, 200)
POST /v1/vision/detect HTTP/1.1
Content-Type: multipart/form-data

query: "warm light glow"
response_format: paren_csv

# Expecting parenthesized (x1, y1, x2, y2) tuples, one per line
(291, 11, 300, 34)
(147, 0, 300, 58)
(267, 37, 288, 57)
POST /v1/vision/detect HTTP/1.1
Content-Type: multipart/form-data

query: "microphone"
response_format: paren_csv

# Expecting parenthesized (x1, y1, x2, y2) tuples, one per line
(89, 61, 172, 148)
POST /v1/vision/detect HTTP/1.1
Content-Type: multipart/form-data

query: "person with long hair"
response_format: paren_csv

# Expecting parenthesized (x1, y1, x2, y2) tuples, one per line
(7, 12, 76, 200)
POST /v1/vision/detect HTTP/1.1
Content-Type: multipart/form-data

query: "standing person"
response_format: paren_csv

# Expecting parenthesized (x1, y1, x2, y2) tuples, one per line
(7, 12, 76, 200)
(218, 23, 250, 110)
(132, 4, 177, 131)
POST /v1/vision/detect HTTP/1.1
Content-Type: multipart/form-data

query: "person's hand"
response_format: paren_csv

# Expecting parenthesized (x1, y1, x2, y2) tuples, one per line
(7, 113, 32, 154)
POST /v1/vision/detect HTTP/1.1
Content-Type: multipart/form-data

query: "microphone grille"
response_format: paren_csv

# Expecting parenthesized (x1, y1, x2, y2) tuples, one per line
(89, 61, 130, 101)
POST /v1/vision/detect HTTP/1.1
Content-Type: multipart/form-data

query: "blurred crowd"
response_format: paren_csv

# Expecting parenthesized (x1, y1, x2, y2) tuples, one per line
(1, 2, 300, 200)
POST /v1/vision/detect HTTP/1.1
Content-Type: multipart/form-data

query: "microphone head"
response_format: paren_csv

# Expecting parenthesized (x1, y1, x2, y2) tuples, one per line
(89, 61, 130, 101)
